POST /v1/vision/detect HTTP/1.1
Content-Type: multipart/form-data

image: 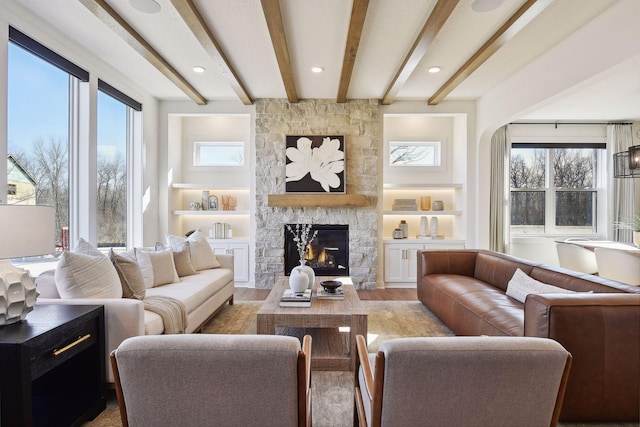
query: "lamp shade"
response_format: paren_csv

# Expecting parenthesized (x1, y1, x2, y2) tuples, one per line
(0, 205, 56, 259)
(613, 151, 640, 178)
(629, 145, 640, 170)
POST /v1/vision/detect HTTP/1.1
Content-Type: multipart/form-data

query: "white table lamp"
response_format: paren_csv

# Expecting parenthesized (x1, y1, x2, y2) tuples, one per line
(0, 205, 56, 325)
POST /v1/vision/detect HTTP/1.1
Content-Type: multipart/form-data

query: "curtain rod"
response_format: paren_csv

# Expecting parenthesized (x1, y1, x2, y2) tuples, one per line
(509, 122, 633, 126)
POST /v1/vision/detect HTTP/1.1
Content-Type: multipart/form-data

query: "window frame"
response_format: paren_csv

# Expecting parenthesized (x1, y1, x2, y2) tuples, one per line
(509, 141, 606, 237)
(192, 140, 246, 168)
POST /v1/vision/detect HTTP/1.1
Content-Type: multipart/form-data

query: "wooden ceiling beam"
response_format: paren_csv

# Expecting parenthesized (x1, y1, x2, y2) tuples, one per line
(382, 0, 459, 105)
(428, 0, 552, 105)
(79, 0, 207, 105)
(337, 0, 370, 103)
(171, 0, 253, 105)
(261, 0, 298, 103)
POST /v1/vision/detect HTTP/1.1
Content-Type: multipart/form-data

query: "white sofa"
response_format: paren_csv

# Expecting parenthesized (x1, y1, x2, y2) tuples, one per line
(36, 248, 235, 383)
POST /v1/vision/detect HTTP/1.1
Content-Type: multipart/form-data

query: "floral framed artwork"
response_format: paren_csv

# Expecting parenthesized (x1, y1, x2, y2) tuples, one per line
(285, 135, 345, 193)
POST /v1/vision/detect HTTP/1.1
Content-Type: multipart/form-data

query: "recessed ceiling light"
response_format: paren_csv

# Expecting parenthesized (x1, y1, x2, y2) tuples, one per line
(471, 0, 503, 13)
(193, 66, 206, 73)
(129, 0, 161, 14)
(428, 66, 441, 73)
(311, 66, 324, 73)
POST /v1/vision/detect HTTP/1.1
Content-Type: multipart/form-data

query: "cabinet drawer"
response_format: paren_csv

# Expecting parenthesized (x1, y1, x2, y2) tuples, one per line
(27, 317, 99, 380)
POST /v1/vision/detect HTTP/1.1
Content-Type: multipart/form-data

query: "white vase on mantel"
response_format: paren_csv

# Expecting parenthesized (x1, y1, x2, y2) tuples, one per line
(293, 259, 316, 289)
(289, 269, 309, 294)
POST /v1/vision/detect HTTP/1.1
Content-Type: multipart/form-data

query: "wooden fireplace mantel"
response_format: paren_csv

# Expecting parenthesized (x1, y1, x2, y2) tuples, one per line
(267, 194, 369, 208)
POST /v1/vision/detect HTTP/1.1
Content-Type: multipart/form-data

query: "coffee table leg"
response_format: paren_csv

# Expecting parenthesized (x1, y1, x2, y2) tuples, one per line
(257, 314, 275, 335)
(350, 314, 368, 371)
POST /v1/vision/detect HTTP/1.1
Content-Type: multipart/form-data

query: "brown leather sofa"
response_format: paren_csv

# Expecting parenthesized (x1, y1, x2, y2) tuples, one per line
(417, 249, 640, 422)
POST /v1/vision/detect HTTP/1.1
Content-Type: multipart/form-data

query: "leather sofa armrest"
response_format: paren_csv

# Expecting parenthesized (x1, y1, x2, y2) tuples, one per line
(417, 249, 478, 278)
(524, 293, 640, 420)
(216, 253, 234, 272)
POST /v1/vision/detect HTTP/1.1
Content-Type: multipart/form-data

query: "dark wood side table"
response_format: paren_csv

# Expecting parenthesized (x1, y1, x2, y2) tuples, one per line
(0, 304, 106, 427)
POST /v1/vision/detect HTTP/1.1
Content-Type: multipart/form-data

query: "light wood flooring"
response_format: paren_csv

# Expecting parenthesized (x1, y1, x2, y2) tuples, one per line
(234, 287, 418, 301)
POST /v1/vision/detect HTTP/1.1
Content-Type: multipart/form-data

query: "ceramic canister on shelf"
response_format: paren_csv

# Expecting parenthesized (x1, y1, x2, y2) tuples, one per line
(399, 220, 408, 238)
(432, 200, 444, 211)
(393, 228, 403, 239)
(430, 216, 439, 237)
(420, 196, 431, 210)
(420, 216, 428, 236)
(201, 190, 210, 211)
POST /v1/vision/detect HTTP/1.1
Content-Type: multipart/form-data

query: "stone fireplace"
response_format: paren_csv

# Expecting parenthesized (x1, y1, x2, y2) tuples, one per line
(254, 98, 380, 289)
(284, 224, 349, 276)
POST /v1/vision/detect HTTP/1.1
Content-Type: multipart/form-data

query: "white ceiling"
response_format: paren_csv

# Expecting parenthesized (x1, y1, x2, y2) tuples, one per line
(10, 0, 640, 121)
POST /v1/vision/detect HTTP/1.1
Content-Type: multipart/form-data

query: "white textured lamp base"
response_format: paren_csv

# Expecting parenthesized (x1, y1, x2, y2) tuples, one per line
(0, 260, 38, 326)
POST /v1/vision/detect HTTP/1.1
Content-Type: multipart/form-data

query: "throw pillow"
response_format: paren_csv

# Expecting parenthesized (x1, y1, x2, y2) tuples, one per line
(110, 249, 146, 300)
(72, 237, 104, 257)
(55, 251, 122, 299)
(135, 247, 180, 288)
(166, 230, 220, 270)
(506, 268, 576, 303)
(155, 242, 198, 277)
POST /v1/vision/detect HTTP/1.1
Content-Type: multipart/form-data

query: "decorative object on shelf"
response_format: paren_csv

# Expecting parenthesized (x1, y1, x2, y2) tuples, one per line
(201, 190, 210, 211)
(208, 195, 218, 210)
(0, 205, 55, 326)
(288, 269, 309, 293)
(420, 216, 429, 237)
(420, 196, 431, 210)
(393, 228, 403, 239)
(285, 135, 345, 194)
(228, 196, 237, 211)
(392, 198, 417, 211)
(189, 201, 201, 210)
(430, 216, 439, 238)
(211, 222, 232, 239)
(432, 200, 444, 211)
(320, 280, 342, 293)
(399, 220, 409, 238)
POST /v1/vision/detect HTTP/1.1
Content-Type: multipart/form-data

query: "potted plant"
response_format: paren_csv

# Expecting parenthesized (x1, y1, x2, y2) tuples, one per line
(614, 213, 640, 247)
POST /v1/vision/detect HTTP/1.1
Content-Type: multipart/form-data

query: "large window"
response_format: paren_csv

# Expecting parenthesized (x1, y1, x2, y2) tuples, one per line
(510, 144, 604, 235)
(7, 30, 78, 272)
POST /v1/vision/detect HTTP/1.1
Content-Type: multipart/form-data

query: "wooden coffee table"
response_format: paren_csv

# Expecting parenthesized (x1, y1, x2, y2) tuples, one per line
(257, 276, 367, 371)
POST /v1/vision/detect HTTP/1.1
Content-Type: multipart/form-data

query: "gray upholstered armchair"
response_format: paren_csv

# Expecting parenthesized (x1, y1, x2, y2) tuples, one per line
(111, 334, 312, 427)
(354, 335, 571, 427)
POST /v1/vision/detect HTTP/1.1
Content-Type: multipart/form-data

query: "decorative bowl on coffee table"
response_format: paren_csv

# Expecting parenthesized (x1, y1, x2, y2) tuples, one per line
(320, 280, 342, 293)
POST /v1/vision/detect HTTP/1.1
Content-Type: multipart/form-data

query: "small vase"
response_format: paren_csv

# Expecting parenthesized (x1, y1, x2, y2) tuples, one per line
(289, 269, 309, 294)
(430, 216, 439, 238)
(293, 259, 316, 289)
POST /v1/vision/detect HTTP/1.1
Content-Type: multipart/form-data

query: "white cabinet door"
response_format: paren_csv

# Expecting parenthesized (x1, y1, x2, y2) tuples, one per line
(384, 245, 407, 282)
(384, 243, 423, 283)
(208, 241, 250, 283)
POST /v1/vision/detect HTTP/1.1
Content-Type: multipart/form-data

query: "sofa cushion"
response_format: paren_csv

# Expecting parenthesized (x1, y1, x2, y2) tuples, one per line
(73, 237, 104, 257)
(156, 242, 198, 277)
(166, 230, 220, 270)
(144, 268, 233, 313)
(506, 268, 576, 303)
(135, 247, 180, 288)
(55, 251, 123, 299)
(110, 249, 146, 300)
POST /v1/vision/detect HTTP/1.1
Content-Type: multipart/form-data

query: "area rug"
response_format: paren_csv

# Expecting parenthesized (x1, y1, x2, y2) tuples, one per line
(83, 301, 633, 427)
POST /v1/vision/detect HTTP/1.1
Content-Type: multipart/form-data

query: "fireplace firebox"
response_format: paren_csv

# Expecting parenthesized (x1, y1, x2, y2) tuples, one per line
(285, 224, 349, 276)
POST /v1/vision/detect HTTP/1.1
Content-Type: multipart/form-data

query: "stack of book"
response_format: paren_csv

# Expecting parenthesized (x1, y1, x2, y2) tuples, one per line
(279, 289, 312, 307)
(392, 198, 417, 211)
(211, 222, 232, 239)
(317, 287, 345, 300)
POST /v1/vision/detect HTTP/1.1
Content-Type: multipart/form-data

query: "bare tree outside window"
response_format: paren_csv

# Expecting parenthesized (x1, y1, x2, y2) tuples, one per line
(511, 147, 600, 235)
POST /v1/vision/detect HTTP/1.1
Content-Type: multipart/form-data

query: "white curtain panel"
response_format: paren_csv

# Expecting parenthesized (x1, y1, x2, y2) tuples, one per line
(607, 124, 635, 242)
(489, 125, 510, 253)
